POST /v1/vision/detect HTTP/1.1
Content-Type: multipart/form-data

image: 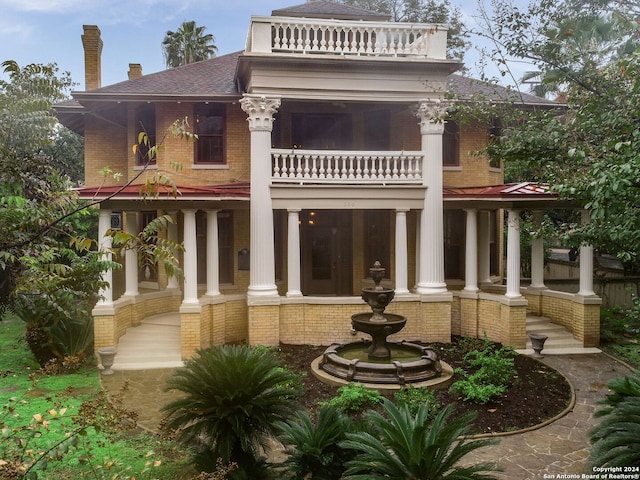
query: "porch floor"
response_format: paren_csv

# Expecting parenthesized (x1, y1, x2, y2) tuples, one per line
(515, 314, 601, 355)
(109, 313, 183, 371)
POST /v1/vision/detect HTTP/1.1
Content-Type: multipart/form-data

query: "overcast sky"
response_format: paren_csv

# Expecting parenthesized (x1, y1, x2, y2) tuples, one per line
(0, 0, 530, 92)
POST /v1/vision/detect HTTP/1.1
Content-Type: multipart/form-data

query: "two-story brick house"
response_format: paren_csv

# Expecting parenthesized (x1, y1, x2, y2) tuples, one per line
(55, 1, 601, 361)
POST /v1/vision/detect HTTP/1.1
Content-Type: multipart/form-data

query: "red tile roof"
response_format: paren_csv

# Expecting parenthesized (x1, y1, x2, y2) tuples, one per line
(444, 182, 556, 199)
(75, 182, 250, 201)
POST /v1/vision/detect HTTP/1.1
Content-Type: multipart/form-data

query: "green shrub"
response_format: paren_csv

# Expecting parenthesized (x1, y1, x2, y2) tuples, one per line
(449, 339, 516, 404)
(12, 248, 107, 368)
(322, 382, 383, 412)
(277, 403, 352, 480)
(393, 385, 440, 418)
(590, 370, 640, 469)
(340, 399, 500, 479)
(162, 345, 301, 478)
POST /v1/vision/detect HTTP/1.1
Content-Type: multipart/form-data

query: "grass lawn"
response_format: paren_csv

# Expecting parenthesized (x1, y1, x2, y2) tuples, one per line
(0, 313, 193, 479)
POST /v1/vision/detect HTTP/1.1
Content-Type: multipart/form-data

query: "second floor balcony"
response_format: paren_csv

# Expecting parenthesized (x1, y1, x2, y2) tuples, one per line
(271, 149, 424, 185)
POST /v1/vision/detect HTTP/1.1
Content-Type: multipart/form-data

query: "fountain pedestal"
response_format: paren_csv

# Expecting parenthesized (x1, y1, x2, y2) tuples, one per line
(353, 261, 406, 360)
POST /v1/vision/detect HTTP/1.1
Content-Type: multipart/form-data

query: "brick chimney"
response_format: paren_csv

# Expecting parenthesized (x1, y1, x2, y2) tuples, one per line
(81, 25, 102, 90)
(128, 63, 143, 80)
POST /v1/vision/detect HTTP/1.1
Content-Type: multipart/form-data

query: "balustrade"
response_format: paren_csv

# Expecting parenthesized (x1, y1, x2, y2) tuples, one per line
(248, 17, 447, 59)
(272, 149, 423, 184)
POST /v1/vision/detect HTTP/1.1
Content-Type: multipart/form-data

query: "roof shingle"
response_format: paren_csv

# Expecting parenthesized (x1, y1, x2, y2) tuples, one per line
(272, 0, 390, 21)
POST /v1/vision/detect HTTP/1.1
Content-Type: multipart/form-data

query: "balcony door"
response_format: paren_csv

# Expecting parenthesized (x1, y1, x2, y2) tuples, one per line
(301, 210, 352, 296)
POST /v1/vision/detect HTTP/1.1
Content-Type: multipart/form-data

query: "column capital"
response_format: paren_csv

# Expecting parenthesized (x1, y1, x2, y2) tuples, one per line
(413, 99, 448, 135)
(506, 209, 521, 231)
(240, 95, 281, 131)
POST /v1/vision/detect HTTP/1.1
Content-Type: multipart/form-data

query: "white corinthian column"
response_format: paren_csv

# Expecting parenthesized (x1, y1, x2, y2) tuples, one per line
(240, 95, 281, 297)
(414, 99, 447, 294)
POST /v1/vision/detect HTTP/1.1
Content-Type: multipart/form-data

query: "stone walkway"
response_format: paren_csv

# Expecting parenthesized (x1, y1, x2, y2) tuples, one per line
(100, 353, 634, 478)
(464, 354, 633, 479)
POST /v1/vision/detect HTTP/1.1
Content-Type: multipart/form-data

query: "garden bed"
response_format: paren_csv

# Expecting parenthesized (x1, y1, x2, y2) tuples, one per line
(278, 336, 572, 435)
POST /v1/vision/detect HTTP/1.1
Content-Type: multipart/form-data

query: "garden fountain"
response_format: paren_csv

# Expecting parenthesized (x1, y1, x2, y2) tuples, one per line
(312, 262, 452, 388)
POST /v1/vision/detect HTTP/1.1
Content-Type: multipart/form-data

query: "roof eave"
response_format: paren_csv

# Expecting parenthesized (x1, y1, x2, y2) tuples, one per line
(70, 92, 242, 103)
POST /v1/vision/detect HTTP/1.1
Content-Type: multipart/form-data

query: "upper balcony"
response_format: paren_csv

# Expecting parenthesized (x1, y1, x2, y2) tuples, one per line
(245, 16, 448, 60)
(272, 149, 424, 186)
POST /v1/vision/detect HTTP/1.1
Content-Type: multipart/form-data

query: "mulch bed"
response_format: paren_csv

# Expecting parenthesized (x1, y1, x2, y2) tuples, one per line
(277, 337, 572, 435)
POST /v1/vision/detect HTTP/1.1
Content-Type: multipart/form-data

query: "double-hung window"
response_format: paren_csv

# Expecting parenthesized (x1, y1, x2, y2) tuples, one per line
(195, 104, 226, 164)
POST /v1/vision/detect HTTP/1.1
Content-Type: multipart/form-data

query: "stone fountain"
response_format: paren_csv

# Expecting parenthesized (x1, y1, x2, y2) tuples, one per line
(312, 262, 452, 388)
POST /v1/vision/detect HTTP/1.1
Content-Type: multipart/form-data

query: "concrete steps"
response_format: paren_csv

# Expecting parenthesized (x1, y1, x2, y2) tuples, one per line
(110, 313, 184, 370)
(516, 315, 601, 355)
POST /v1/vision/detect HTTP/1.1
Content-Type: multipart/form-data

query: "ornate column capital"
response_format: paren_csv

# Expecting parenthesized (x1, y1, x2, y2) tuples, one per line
(506, 209, 521, 232)
(413, 99, 448, 135)
(240, 95, 281, 131)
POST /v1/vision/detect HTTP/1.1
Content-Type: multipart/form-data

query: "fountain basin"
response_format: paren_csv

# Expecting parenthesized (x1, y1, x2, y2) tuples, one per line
(317, 340, 444, 385)
(351, 312, 407, 360)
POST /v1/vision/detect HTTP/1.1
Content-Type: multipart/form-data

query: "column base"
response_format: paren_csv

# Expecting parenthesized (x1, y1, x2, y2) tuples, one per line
(248, 285, 279, 297)
(415, 283, 448, 295)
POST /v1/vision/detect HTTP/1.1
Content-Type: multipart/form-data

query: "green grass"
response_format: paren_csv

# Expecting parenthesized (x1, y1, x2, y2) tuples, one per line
(0, 312, 193, 479)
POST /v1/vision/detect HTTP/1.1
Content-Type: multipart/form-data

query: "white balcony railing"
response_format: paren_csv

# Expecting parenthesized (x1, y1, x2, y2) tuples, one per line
(271, 149, 424, 185)
(247, 17, 448, 60)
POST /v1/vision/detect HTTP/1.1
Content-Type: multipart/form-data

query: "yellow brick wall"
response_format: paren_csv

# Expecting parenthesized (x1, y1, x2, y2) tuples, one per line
(211, 303, 227, 345)
(248, 305, 281, 346)
(84, 115, 128, 187)
(459, 297, 479, 337)
(541, 295, 574, 333)
(274, 300, 454, 346)
(180, 312, 202, 359)
(443, 124, 503, 188)
(523, 291, 542, 315)
(581, 303, 601, 347)
(93, 314, 117, 350)
(500, 304, 526, 348)
(417, 302, 452, 343)
(450, 295, 461, 336)
(477, 299, 502, 342)
(86, 102, 251, 189)
(225, 299, 249, 343)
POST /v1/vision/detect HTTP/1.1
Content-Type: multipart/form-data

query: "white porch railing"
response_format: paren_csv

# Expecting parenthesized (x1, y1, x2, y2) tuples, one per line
(271, 149, 424, 185)
(247, 17, 448, 60)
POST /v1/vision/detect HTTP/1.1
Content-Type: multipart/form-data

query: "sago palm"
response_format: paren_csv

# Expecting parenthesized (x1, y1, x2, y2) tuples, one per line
(590, 370, 640, 468)
(277, 403, 353, 480)
(340, 399, 500, 479)
(162, 345, 301, 474)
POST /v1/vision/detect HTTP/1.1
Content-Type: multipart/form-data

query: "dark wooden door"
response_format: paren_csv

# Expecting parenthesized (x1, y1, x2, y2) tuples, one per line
(301, 211, 352, 295)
